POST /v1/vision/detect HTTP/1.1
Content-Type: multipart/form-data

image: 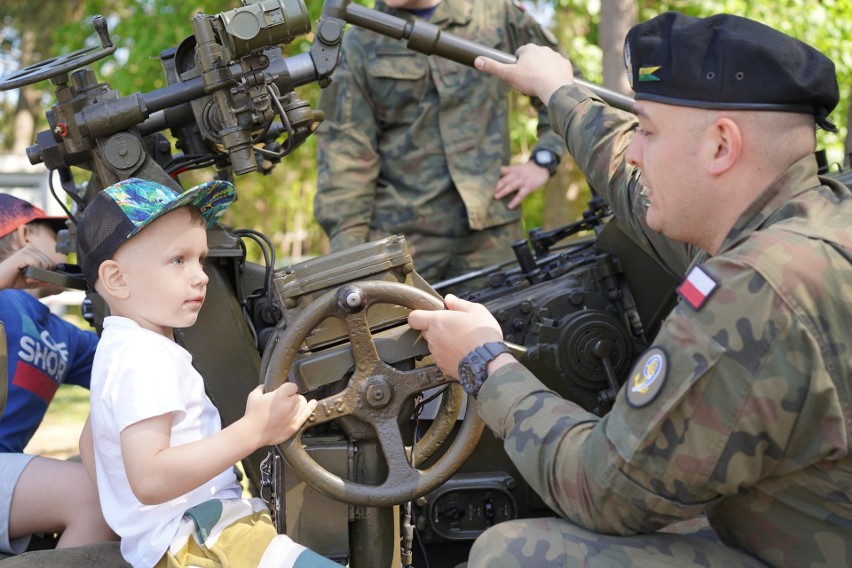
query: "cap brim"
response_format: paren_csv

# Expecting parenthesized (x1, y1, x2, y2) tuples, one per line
(42, 216, 68, 234)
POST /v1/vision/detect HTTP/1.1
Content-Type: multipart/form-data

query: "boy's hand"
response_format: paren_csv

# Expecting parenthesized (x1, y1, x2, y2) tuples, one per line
(0, 245, 57, 290)
(244, 383, 318, 447)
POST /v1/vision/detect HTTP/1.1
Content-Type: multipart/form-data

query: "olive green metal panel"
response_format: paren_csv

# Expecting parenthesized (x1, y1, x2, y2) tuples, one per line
(273, 235, 440, 350)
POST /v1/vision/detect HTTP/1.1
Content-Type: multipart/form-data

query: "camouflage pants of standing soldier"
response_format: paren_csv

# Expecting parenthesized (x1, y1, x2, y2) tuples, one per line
(369, 220, 523, 292)
(466, 517, 768, 567)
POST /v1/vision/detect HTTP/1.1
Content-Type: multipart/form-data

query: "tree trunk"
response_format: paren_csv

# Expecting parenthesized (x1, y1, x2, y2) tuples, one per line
(845, 86, 852, 168)
(600, 0, 637, 94)
(11, 29, 39, 154)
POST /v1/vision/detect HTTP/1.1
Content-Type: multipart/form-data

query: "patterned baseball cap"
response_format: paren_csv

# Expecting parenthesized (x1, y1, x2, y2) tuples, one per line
(0, 193, 67, 239)
(76, 178, 236, 289)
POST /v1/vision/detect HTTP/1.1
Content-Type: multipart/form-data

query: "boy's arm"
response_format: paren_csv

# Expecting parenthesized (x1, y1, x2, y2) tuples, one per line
(0, 245, 57, 290)
(79, 413, 97, 484)
(121, 383, 316, 505)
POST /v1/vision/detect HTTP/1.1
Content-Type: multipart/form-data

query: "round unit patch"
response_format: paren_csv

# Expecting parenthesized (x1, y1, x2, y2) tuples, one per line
(625, 347, 668, 408)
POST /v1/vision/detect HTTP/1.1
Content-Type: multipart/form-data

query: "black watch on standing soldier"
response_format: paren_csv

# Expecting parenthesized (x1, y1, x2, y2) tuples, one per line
(531, 148, 560, 177)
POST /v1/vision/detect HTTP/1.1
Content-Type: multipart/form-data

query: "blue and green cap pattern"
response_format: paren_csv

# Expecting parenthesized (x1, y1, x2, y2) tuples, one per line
(76, 177, 236, 289)
(103, 177, 234, 236)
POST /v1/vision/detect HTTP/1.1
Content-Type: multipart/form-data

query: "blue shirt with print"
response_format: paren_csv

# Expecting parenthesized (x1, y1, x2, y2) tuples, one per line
(0, 289, 98, 452)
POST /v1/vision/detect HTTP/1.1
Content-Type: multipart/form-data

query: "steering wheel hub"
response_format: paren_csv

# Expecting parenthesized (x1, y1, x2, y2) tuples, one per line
(364, 377, 392, 408)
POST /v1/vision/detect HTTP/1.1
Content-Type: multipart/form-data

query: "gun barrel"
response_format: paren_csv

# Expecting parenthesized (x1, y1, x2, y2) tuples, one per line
(332, 1, 634, 112)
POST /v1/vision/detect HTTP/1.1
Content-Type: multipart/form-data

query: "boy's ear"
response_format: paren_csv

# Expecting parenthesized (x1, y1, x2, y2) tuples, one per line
(13, 224, 30, 248)
(98, 260, 129, 299)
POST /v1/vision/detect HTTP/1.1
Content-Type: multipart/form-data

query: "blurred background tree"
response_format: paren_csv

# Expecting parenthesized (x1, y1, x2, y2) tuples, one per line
(1, 0, 849, 264)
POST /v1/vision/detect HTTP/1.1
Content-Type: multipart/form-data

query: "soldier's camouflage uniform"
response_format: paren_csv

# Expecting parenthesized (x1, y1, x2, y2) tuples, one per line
(468, 84, 852, 567)
(314, 0, 566, 284)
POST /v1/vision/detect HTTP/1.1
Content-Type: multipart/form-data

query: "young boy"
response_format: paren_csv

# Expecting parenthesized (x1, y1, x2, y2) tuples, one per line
(0, 193, 116, 556)
(76, 178, 336, 568)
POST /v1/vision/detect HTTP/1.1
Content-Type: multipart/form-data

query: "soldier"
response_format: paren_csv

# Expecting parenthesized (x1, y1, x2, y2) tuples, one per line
(314, 0, 568, 284)
(409, 11, 851, 567)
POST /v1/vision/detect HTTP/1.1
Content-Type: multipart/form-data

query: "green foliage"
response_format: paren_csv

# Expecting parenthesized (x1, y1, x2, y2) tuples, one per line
(1, 0, 850, 260)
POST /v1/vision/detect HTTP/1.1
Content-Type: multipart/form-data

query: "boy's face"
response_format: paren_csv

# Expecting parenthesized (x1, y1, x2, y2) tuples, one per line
(110, 207, 209, 337)
(26, 222, 65, 265)
(25, 222, 66, 297)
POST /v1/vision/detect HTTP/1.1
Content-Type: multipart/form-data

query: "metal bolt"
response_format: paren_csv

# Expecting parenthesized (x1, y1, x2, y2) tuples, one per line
(345, 291, 362, 307)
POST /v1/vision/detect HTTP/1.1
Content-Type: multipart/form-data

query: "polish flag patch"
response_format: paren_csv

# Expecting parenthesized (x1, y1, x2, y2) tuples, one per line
(677, 265, 717, 310)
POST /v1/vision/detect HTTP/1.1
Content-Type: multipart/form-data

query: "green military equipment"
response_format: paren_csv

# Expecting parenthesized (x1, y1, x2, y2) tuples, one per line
(0, 1, 849, 567)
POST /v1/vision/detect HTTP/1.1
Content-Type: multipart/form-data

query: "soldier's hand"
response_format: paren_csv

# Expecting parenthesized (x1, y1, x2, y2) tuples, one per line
(495, 162, 551, 209)
(408, 294, 504, 379)
(475, 44, 575, 105)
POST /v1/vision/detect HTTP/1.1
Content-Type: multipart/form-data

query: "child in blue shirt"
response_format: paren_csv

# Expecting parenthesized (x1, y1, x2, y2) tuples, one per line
(0, 193, 116, 555)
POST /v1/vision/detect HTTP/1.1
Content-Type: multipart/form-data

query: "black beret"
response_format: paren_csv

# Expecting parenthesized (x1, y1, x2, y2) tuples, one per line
(624, 12, 839, 131)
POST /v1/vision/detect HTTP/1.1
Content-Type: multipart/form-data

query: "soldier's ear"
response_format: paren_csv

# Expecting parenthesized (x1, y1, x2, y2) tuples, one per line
(98, 260, 129, 300)
(707, 116, 742, 176)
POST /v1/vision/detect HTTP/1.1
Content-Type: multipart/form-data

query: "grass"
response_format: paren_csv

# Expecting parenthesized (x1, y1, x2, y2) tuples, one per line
(43, 383, 90, 423)
(24, 383, 90, 458)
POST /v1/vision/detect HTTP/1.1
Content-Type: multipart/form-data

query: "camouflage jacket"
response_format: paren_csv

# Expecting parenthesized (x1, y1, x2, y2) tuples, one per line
(478, 84, 852, 568)
(314, 0, 566, 251)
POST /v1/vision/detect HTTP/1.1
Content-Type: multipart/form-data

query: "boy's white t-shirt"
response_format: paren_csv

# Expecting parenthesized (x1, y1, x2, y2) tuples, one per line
(90, 316, 241, 568)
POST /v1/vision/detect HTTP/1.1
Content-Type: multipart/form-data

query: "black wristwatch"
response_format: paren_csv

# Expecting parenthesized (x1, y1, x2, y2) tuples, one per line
(531, 148, 560, 177)
(458, 342, 512, 398)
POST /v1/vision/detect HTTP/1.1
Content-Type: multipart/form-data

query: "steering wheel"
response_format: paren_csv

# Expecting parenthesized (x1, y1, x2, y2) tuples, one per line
(0, 16, 116, 91)
(261, 280, 484, 508)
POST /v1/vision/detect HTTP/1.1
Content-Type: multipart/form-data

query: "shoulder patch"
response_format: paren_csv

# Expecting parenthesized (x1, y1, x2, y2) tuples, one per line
(625, 347, 668, 408)
(677, 265, 717, 311)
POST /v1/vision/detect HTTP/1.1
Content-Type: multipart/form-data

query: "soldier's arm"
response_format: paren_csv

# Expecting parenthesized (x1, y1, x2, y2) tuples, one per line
(548, 83, 694, 275)
(314, 43, 381, 252)
(477, 259, 820, 534)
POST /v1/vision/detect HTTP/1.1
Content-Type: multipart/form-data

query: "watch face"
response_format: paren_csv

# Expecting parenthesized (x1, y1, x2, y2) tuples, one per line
(458, 363, 476, 394)
(534, 150, 554, 164)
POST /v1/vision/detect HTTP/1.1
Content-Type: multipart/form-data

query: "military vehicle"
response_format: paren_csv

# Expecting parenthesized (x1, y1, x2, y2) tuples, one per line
(0, 1, 849, 566)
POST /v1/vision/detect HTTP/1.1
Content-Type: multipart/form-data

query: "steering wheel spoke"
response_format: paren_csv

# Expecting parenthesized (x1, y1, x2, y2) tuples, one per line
(307, 391, 354, 427)
(373, 415, 418, 480)
(390, 364, 448, 401)
(341, 309, 382, 371)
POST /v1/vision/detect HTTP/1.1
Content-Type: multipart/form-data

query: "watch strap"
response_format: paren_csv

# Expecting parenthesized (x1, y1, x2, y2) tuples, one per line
(458, 341, 512, 398)
(531, 149, 559, 177)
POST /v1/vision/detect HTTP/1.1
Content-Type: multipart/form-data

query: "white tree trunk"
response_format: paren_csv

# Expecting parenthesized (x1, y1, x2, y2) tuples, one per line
(600, 0, 637, 95)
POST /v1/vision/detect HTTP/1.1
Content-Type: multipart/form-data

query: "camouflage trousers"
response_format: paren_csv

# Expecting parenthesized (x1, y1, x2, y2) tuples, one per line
(466, 517, 768, 568)
(370, 220, 523, 292)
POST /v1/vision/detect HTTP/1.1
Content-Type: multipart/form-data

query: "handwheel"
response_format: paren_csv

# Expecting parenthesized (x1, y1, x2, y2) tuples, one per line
(0, 16, 116, 91)
(261, 280, 484, 508)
